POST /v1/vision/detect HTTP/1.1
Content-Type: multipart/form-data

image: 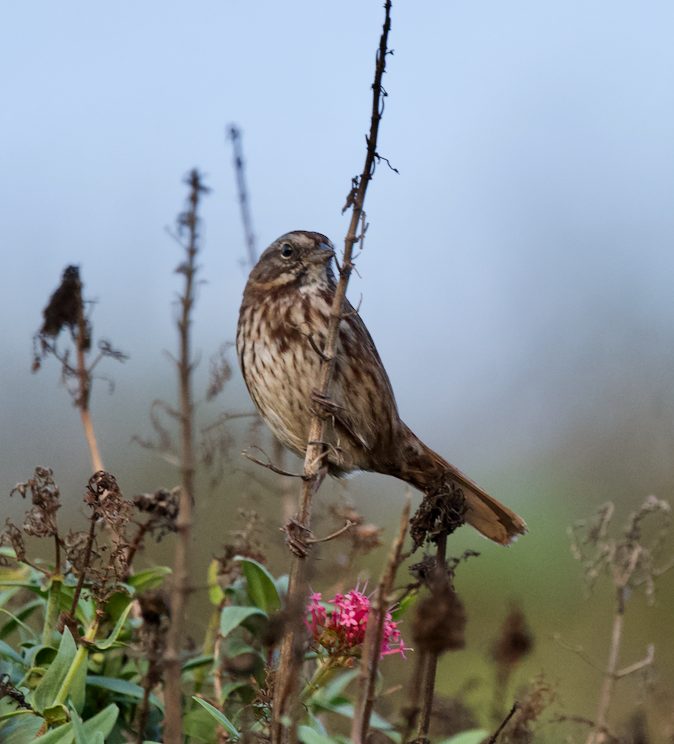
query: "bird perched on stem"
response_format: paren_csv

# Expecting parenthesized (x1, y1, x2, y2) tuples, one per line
(237, 231, 526, 545)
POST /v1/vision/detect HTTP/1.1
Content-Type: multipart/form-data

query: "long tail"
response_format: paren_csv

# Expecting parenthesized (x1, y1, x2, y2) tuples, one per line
(393, 425, 527, 546)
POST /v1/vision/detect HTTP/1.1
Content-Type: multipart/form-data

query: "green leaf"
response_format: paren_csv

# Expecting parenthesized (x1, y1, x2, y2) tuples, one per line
(183, 708, 218, 744)
(328, 703, 392, 731)
(322, 669, 359, 702)
(182, 653, 215, 672)
(438, 730, 490, 744)
(298, 725, 339, 744)
(0, 639, 25, 665)
(0, 603, 40, 640)
(192, 697, 239, 737)
(390, 589, 416, 622)
(68, 653, 87, 714)
(94, 601, 133, 650)
(69, 705, 86, 744)
(33, 628, 77, 713)
(85, 675, 164, 714)
(0, 714, 45, 744)
(219, 606, 266, 638)
(235, 557, 280, 613)
(127, 566, 171, 593)
(207, 560, 225, 605)
(29, 703, 119, 744)
(43, 704, 69, 727)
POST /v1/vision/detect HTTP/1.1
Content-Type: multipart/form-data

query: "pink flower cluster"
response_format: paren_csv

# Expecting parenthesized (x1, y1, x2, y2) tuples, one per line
(305, 587, 407, 659)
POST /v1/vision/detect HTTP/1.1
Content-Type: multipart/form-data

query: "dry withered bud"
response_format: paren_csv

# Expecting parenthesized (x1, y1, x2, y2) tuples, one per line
(493, 605, 534, 668)
(412, 576, 466, 654)
(10, 467, 61, 539)
(133, 489, 179, 541)
(85, 471, 133, 530)
(410, 481, 467, 550)
(0, 673, 32, 710)
(40, 266, 82, 339)
(0, 522, 27, 564)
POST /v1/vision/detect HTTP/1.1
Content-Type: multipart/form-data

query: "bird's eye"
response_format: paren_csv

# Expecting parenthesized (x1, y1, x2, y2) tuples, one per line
(280, 244, 293, 259)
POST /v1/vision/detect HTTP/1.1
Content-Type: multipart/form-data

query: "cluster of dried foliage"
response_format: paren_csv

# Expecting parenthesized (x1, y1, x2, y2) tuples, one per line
(2, 3, 674, 744)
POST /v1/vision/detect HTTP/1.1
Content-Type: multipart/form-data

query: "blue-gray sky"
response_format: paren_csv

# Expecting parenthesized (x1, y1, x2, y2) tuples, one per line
(3, 0, 674, 513)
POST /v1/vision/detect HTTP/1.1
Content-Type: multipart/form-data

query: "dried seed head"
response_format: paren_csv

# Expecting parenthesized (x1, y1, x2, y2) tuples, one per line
(492, 605, 533, 668)
(412, 580, 466, 654)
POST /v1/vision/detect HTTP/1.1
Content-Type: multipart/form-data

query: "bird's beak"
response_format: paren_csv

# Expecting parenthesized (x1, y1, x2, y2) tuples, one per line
(307, 246, 335, 265)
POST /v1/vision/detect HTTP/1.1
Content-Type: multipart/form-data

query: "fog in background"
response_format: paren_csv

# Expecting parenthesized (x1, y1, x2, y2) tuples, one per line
(2, 1, 674, 732)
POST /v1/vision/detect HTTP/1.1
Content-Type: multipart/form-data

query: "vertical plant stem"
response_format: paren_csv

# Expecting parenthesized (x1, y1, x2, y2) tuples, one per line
(587, 589, 626, 744)
(53, 616, 100, 707)
(401, 652, 426, 744)
(163, 170, 206, 744)
(417, 532, 447, 740)
(75, 286, 103, 473)
(270, 5, 393, 741)
(42, 578, 62, 647)
(352, 498, 410, 744)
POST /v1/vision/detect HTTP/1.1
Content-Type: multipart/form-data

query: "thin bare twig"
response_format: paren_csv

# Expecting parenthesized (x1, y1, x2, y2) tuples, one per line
(228, 124, 257, 269)
(242, 449, 308, 479)
(163, 170, 209, 744)
(352, 497, 410, 744)
(271, 4, 394, 741)
(416, 533, 447, 740)
(488, 702, 520, 743)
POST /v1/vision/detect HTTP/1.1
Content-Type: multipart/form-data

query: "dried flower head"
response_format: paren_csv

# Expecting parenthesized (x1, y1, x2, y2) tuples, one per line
(493, 605, 534, 668)
(412, 580, 466, 654)
(306, 586, 408, 661)
(10, 467, 61, 539)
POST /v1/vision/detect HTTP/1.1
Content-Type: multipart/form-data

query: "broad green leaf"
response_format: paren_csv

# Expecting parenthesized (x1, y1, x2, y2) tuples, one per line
(208, 560, 225, 605)
(33, 628, 77, 713)
(322, 669, 359, 702)
(219, 606, 266, 638)
(69, 704, 86, 744)
(218, 681, 250, 704)
(298, 725, 338, 744)
(89, 734, 105, 744)
(0, 603, 40, 640)
(94, 601, 133, 650)
(0, 714, 45, 743)
(439, 730, 490, 744)
(0, 586, 22, 609)
(85, 675, 164, 713)
(192, 697, 239, 737)
(329, 702, 392, 731)
(182, 653, 215, 672)
(29, 702, 118, 744)
(0, 639, 25, 665)
(127, 566, 171, 593)
(235, 557, 280, 613)
(43, 704, 69, 726)
(68, 652, 87, 714)
(183, 707, 218, 744)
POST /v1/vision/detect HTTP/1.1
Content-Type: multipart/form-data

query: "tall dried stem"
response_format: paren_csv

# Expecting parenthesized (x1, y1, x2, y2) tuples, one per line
(74, 288, 103, 472)
(163, 170, 209, 744)
(270, 5, 393, 742)
(352, 497, 410, 744)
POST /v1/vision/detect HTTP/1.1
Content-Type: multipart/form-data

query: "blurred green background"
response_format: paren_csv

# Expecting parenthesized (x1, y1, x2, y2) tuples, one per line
(2, 1, 674, 740)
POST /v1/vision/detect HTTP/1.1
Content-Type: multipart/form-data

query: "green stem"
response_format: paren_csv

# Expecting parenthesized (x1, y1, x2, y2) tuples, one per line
(42, 576, 63, 647)
(53, 616, 100, 707)
(300, 657, 347, 701)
